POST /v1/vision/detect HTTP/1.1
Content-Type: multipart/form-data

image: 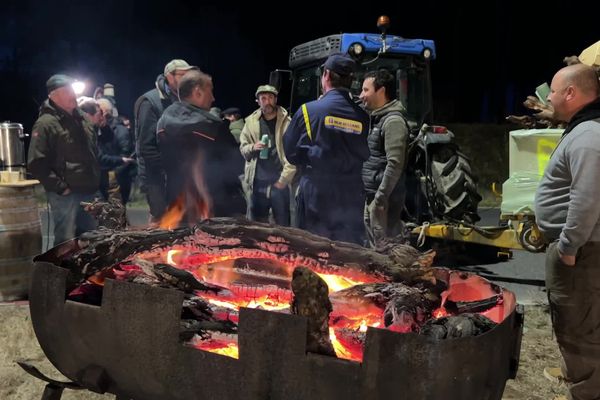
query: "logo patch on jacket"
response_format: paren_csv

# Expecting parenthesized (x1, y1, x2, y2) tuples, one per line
(324, 116, 363, 134)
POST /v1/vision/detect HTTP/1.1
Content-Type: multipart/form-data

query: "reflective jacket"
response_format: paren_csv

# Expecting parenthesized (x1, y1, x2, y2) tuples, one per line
(284, 88, 369, 180)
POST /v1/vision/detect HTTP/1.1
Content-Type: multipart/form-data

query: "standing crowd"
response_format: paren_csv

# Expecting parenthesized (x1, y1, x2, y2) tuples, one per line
(24, 47, 600, 400)
(28, 53, 410, 250)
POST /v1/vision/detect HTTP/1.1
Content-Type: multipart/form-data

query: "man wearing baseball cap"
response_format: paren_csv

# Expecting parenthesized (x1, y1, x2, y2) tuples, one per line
(283, 53, 369, 244)
(133, 59, 197, 223)
(239, 84, 296, 226)
(28, 74, 100, 245)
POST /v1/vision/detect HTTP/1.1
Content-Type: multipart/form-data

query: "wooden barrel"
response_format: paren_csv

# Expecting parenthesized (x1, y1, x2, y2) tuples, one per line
(0, 184, 42, 301)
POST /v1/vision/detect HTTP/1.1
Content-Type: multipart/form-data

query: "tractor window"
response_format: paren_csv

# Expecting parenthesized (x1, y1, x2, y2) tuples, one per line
(290, 66, 321, 112)
(352, 56, 431, 125)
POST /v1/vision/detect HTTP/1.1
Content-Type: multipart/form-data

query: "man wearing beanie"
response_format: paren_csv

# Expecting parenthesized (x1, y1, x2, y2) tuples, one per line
(133, 59, 197, 224)
(28, 74, 100, 245)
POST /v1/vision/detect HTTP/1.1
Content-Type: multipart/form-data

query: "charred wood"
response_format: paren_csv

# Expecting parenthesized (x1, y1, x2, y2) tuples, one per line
(420, 313, 496, 339)
(55, 217, 435, 285)
(179, 319, 238, 341)
(291, 267, 336, 357)
(330, 282, 441, 332)
(82, 198, 127, 230)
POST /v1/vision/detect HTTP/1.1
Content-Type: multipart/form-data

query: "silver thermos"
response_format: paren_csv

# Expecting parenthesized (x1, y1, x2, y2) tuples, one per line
(0, 121, 27, 178)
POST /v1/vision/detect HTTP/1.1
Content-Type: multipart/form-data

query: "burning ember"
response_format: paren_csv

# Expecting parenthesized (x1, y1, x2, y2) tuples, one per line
(63, 221, 513, 363)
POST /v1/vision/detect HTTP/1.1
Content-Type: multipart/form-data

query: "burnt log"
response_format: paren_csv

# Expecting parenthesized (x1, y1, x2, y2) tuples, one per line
(82, 198, 127, 230)
(291, 267, 336, 357)
(49, 217, 436, 285)
(330, 282, 442, 333)
(420, 313, 497, 339)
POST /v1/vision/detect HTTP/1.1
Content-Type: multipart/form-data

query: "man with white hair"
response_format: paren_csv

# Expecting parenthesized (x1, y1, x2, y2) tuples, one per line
(134, 59, 197, 223)
(28, 74, 100, 245)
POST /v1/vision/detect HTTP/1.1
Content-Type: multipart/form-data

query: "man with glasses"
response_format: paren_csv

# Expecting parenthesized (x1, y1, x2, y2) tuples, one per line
(134, 59, 196, 224)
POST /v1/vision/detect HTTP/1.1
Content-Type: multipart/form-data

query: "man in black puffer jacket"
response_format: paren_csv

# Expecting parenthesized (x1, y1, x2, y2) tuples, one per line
(157, 69, 244, 226)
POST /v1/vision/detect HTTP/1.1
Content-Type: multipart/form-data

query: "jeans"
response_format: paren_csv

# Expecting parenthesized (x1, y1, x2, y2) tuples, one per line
(250, 180, 290, 226)
(47, 191, 98, 246)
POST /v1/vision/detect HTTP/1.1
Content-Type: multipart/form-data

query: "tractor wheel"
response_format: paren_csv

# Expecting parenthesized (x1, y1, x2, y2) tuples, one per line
(429, 144, 482, 223)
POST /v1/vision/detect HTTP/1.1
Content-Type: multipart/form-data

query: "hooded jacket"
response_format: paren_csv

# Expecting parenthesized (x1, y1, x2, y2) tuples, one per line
(28, 99, 100, 194)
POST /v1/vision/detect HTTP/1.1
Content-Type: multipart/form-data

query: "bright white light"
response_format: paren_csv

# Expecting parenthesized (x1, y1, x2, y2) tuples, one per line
(72, 81, 86, 95)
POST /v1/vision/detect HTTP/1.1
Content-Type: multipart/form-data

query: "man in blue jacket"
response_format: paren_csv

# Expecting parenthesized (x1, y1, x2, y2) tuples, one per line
(283, 53, 369, 244)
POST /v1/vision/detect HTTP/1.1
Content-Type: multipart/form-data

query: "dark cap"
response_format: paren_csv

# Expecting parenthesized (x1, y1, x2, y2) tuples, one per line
(322, 53, 357, 76)
(46, 74, 75, 94)
(222, 107, 241, 116)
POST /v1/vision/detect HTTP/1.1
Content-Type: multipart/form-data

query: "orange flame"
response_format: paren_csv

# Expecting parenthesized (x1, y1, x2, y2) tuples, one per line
(159, 195, 186, 229)
(317, 273, 373, 293)
(329, 328, 361, 362)
(433, 307, 449, 319)
(193, 340, 239, 359)
(159, 154, 213, 229)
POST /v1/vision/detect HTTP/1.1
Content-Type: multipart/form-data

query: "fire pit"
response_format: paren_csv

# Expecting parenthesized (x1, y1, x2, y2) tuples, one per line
(27, 218, 523, 400)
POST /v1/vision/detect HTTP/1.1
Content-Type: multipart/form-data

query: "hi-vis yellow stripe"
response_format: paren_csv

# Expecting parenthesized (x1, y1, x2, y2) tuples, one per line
(324, 116, 363, 134)
(302, 104, 312, 141)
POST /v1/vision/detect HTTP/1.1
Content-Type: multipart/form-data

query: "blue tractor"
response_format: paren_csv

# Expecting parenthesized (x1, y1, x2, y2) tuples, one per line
(273, 17, 481, 225)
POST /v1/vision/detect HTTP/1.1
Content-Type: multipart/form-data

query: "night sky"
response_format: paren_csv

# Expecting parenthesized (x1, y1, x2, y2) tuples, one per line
(1, 0, 597, 131)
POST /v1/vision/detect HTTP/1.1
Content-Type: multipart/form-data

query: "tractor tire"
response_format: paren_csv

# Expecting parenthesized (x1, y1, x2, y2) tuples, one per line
(429, 144, 482, 223)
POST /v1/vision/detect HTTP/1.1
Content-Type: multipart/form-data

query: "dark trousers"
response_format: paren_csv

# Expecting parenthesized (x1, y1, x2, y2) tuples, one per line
(116, 172, 132, 205)
(144, 183, 167, 223)
(546, 241, 600, 400)
(250, 180, 290, 226)
(296, 176, 365, 245)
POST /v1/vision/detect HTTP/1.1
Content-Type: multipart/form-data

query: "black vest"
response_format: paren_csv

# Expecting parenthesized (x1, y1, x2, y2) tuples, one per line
(362, 111, 407, 193)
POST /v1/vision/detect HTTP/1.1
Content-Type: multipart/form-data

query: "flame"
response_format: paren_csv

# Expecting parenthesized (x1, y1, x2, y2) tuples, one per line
(193, 340, 239, 359)
(166, 249, 182, 266)
(359, 320, 368, 333)
(159, 195, 186, 229)
(206, 292, 290, 312)
(329, 328, 357, 361)
(433, 307, 449, 319)
(317, 273, 367, 292)
(159, 156, 213, 229)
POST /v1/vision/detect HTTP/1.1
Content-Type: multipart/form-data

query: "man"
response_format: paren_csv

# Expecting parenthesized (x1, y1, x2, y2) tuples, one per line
(222, 107, 245, 143)
(360, 69, 410, 246)
(78, 97, 127, 201)
(157, 69, 244, 225)
(134, 59, 196, 223)
(28, 74, 100, 245)
(534, 63, 600, 400)
(240, 85, 295, 226)
(97, 98, 135, 204)
(283, 53, 369, 243)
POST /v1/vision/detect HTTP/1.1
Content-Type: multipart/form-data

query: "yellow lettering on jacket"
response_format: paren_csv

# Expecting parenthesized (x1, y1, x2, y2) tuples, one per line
(324, 116, 363, 134)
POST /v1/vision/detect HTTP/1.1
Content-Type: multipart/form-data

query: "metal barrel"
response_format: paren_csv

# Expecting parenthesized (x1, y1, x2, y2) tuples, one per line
(0, 185, 42, 301)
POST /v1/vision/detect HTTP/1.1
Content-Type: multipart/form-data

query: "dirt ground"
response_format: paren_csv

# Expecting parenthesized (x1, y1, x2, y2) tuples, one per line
(0, 303, 566, 400)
